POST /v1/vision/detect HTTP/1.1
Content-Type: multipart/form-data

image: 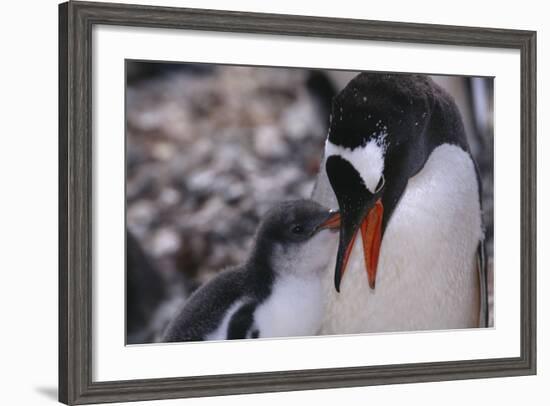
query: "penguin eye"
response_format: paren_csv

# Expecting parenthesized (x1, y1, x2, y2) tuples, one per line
(375, 174, 385, 193)
(291, 224, 304, 234)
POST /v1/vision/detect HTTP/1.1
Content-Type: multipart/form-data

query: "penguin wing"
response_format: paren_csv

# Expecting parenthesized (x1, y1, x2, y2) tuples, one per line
(162, 269, 247, 342)
(227, 301, 259, 339)
(477, 239, 489, 328)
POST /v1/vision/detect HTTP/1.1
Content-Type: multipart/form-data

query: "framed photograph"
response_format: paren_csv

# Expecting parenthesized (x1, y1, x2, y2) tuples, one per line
(59, 1, 536, 404)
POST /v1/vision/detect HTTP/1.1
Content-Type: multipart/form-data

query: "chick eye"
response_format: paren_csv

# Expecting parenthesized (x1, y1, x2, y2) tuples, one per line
(375, 174, 385, 193)
(291, 225, 304, 234)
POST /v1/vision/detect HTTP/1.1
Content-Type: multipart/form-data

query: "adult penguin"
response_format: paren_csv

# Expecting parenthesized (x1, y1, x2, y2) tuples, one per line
(313, 73, 488, 334)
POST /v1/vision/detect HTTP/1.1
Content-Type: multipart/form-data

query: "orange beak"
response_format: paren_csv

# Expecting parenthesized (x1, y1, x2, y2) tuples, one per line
(325, 155, 385, 292)
(338, 199, 384, 290)
(360, 199, 384, 289)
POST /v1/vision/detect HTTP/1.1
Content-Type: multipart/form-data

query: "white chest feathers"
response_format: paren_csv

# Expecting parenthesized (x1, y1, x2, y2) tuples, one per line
(254, 274, 325, 338)
(318, 143, 483, 334)
(206, 273, 325, 341)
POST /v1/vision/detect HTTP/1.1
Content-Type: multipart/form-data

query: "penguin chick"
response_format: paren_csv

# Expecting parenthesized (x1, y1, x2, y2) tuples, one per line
(162, 199, 340, 342)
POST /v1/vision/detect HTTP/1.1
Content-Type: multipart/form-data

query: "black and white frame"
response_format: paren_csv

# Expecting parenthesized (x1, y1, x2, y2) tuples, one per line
(59, 1, 536, 404)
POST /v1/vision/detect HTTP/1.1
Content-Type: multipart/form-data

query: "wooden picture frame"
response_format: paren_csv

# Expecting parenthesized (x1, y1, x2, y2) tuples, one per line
(59, 1, 536, 404)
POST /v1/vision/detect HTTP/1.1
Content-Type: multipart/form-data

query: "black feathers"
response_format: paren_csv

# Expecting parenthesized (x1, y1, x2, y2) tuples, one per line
(328, 73, 468, 153)
(227, 301, 258, 339)
(162, 270, 248, 342)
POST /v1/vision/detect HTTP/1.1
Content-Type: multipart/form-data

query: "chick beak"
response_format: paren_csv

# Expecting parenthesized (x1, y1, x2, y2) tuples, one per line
(319, 211, 341, 230)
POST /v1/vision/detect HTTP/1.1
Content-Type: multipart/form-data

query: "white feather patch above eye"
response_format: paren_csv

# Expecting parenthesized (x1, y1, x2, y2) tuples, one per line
(325, 139, 385, 192)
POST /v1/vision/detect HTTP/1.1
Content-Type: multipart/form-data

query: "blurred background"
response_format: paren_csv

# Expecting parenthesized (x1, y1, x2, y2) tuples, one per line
(125, 61, 494, 344)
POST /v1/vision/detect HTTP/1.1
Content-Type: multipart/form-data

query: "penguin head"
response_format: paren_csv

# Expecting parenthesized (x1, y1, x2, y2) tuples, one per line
(254, 199, 340, 277)
(324, 73, 437, 292)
